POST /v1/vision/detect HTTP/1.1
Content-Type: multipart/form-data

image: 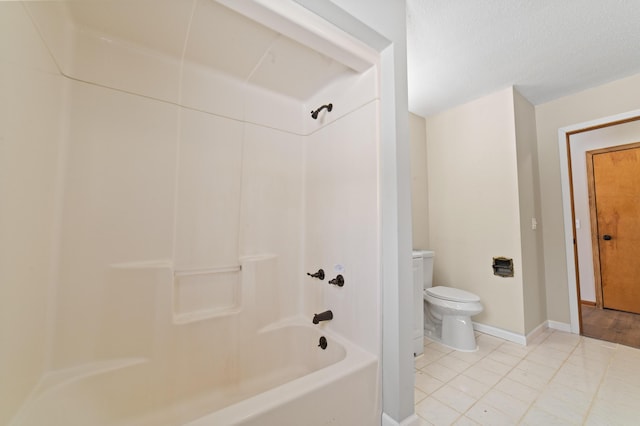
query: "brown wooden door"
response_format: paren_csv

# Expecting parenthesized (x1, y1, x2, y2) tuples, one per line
(592, 146, 640, 314)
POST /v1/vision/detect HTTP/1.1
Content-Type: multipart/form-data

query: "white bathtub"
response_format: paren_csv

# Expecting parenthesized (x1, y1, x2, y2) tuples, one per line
(11, 319, 379, 426)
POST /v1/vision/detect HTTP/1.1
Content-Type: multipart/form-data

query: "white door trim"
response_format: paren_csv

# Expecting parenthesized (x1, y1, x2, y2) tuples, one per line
(558, 108, 640, 334)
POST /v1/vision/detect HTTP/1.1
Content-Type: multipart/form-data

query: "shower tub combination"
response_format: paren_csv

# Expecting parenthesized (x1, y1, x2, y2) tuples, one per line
(5, 0, 383, 425)
(13, 320, 378, 426)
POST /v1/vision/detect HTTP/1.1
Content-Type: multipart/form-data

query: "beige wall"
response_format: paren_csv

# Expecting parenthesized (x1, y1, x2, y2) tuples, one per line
(409, 112, 429, 249)
(535, 72, 640, 324)
(420, 72, 640, 333)
(513, 91, 546, 333)
(0, 4, 65, 423)
(425, 87, 525, 334)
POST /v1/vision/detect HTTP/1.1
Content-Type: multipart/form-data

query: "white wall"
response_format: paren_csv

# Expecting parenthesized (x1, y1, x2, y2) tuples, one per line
(426, 87, 525, 334)
(410, 112, 429, 249)
(50, 76, 308, 368)
(535, 72, 640, 324)
(305, 100, 380, 354)
(52, 78, 179, 368)
(326, 1, 414, 423)
(0, 4, 66, 423)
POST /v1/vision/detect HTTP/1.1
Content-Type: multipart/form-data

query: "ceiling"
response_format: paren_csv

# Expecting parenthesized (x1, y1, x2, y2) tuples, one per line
(407, 0, 640, 117)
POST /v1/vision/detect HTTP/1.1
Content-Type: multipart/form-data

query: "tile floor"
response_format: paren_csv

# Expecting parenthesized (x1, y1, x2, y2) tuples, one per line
(414, 328, 640, 425)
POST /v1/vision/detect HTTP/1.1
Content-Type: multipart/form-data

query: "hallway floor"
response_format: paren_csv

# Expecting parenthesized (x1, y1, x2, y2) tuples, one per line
(414, 329, 640, 425)
(581, 304, 640, 349)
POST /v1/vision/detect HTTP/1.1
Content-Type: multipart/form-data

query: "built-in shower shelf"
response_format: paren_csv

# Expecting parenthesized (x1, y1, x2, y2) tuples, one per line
(172, 265, 242, 324)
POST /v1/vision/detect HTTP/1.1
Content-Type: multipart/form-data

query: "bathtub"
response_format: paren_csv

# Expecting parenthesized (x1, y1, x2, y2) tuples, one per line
(11, 319, 379, 426)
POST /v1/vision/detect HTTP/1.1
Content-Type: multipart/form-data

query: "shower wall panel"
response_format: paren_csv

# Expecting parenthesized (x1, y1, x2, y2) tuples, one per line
(53, 79, 178, 369)
(304, 101, 380, 355)
(240, 123, 304, 319)
(0, 4, 66, 423)
(174, 108, 244, 270)
(4, 2, 381, 422)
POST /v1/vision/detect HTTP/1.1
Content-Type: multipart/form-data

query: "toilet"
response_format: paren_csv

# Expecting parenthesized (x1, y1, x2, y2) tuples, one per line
(421, 253, 483, 352)
(412, 250, 434, 356)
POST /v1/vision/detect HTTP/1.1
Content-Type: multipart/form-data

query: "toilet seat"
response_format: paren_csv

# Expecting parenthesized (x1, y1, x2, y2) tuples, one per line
(425, 286, 480, 303)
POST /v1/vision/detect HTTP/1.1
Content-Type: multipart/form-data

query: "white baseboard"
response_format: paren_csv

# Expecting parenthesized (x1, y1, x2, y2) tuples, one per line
(474, 320, 575, 347)
(473, 322, 526, 345)
(524, 321, 548, 344)
(382, 413, 421, 426)
(546, 320, 572, 333)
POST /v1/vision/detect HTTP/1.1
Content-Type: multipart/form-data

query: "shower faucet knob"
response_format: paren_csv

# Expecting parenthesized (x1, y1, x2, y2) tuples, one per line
(328, 274, 344, 287)
(307, 269, 325, 280)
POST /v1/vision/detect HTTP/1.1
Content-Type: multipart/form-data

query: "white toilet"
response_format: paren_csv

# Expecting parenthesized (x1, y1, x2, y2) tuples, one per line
(421, 254, 483, 352)
(412, 250, 434, 356)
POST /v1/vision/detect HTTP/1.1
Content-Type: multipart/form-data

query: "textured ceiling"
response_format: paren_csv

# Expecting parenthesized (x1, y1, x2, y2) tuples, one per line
(407, 0, 640, 117)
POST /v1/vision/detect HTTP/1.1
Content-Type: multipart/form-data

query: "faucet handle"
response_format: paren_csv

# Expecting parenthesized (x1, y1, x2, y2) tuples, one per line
(328, 274, 344, 287)
(307, 269, 325, 280)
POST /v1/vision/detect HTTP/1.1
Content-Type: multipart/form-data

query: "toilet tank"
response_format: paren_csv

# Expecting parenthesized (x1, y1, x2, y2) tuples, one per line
(414, 250, 434, 290)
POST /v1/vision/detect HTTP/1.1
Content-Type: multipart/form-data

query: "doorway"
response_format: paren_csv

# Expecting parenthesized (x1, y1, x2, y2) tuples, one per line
(561, 114, 640, 348)
(581, 143, 640, 348)
(587, 144, 640, 314)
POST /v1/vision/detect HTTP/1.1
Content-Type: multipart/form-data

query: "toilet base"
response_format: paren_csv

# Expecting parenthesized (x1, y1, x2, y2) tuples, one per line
(424, 315, 478, 352)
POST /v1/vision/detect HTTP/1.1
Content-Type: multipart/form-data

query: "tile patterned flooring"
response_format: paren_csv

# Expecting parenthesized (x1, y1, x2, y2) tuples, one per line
(414, 329, 640, 425)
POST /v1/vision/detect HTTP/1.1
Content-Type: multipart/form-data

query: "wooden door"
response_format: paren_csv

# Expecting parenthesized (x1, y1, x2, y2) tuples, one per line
(591, 146, 640, 314)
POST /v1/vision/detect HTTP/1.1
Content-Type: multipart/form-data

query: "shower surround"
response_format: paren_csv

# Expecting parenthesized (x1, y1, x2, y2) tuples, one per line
(1, 1, 384, 424)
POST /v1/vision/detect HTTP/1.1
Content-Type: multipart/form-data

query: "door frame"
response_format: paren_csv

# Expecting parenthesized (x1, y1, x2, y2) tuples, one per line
(586, 142, 640, 310)
(559, 109, 640, 334)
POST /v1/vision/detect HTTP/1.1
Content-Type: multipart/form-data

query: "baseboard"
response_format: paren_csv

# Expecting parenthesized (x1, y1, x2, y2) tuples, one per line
(524, 321, 548, 344)
(474, 320, 574, 346)
(382, 412, 421, 426)
(473, 322, 526, 345)
(581, 300, 596, 306)
(546, 320, 572, 333)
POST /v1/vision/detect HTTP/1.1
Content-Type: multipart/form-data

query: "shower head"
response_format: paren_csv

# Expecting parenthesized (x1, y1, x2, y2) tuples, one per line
(311, 103, 333, 119)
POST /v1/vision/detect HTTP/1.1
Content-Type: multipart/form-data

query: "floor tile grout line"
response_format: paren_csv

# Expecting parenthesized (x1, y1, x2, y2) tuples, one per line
(581, 338, 619, 424)
(417, 329, 616, 425)
(478, 337, 551, 425)
(515, 332, 585, 424)
(417, 329, 640, 425)
(422, 336, 541, 424)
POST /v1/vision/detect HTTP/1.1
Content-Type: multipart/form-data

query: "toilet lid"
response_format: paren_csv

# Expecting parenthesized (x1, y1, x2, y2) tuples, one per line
(426, 286, 480, 303)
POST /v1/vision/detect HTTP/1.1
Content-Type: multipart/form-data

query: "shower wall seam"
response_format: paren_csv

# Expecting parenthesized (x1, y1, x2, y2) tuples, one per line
(42, 76, 71, 374)
(299, 124, 308, 315)
(23, 12, 379, 140)
(21, 1, 308, 136)
(49, 70, 357, 137)
(170, 0, 199, 266)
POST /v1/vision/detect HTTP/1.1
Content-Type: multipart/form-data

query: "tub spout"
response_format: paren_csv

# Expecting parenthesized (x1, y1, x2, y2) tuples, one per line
(312, 310, 333, 324)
